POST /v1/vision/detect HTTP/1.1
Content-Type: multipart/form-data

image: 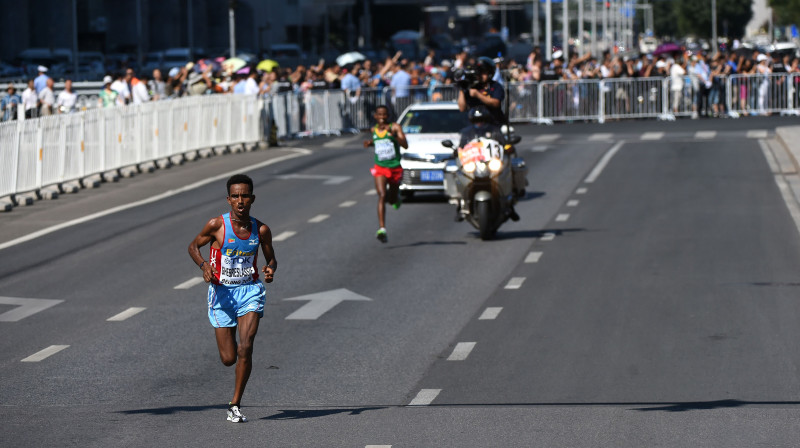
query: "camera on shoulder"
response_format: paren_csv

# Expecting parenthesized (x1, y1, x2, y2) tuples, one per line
(453, 68, 480, 90)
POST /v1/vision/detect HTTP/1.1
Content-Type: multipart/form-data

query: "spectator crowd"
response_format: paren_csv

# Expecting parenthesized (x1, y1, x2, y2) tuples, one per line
(3, 44, 800, 123)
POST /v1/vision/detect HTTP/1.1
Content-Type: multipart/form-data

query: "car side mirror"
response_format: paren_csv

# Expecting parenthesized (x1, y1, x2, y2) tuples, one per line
(441, 139, 454, 148)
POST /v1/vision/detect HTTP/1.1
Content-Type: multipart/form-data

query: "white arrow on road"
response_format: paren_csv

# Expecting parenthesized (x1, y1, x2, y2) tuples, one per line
(283, 288, 372, 320)
(0, 297, 63, 322)
(275, 174, 352, 185)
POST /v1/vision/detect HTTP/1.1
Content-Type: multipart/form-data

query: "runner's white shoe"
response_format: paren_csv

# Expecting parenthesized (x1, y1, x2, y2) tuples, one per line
(227, 404, 247, 423)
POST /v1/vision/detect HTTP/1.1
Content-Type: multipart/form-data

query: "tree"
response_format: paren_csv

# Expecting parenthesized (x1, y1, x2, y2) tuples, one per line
(676, 0, 752, 38)
(770, 0, 800, 26)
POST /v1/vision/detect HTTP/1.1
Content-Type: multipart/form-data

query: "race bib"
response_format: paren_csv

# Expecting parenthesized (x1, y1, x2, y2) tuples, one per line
(375, 139, 396, 161)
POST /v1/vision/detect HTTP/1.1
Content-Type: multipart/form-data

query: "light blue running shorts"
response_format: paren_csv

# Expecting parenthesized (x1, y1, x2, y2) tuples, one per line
(207, 282, 266, 328)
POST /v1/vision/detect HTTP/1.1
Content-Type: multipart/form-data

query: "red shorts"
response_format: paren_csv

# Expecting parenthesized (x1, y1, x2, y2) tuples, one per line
(370, 165, 403, 184)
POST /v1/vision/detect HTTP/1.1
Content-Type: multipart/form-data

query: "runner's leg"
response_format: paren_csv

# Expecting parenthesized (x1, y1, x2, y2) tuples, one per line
(231, 311, 260, 406)
(374, 175, 388, 229)
(214, 327, 238, 366)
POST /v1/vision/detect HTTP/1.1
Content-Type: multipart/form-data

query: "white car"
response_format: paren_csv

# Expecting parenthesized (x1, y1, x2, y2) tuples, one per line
(397, 102, 469, 196)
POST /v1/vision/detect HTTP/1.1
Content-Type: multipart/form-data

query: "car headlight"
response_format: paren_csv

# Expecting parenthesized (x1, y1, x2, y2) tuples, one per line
(463, 161, 476, 173)
(488, 158, 502, 172)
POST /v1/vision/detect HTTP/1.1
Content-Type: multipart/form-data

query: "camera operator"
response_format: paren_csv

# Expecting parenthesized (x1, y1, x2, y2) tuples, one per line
(456, 56, 506, 126)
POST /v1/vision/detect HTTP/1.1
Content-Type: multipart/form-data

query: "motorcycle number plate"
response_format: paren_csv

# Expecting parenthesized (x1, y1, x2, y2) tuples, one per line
(420, 170, 444, 182)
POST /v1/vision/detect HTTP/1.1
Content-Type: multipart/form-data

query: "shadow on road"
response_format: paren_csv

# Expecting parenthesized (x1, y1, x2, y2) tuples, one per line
(262, 406, 387, 420)
(388, 240, 468, 249)
(492, 227, 586, 240)
(117, 404, 223, 415)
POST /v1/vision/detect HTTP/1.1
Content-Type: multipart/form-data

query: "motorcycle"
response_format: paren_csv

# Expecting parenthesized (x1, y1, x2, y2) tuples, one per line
(442, 128, 528, 240)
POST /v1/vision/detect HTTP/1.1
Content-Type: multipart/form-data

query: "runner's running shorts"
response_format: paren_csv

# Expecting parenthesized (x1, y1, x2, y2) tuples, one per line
(370, 165, 403, 184)
(207, 282, 266, 328)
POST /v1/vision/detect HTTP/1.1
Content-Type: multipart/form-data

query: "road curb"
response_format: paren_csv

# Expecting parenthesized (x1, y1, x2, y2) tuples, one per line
(775, 126, 800, 172)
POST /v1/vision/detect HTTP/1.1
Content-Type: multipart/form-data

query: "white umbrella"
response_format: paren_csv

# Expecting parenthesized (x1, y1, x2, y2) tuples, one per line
(336, 52, 366, 67)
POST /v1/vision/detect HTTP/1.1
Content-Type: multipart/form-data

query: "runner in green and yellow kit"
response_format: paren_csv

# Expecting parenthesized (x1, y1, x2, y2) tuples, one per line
(363, 105, 408, 243)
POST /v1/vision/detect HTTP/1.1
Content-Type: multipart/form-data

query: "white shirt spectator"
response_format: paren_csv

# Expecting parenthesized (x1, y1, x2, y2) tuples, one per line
(132, 80, 150, 104)
(110, 79, 129, 106)
(22, 86, 38, 111)
(670, 63, 685, 92)
(244, 77, 260, 95)
(56, 90, 78, 112)
(39, 86, 55, 110)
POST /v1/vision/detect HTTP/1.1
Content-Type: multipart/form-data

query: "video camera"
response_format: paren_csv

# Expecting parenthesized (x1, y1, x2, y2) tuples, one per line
(453, 67, 480, 90)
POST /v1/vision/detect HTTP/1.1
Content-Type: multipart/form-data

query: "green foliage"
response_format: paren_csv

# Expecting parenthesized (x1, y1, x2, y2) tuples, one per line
(770, 0, 800, 26)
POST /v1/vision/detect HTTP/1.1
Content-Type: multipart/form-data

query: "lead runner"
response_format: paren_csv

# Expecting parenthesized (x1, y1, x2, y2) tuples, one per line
(187, 174, 277, 423)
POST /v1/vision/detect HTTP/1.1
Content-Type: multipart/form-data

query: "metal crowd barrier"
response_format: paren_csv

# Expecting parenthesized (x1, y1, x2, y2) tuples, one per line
(0, 94, 263, 199)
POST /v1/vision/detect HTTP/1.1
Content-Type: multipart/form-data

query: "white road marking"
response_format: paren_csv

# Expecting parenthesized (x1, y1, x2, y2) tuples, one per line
(447, 342, 477, 361)
(589, 133, 613, 141)
(640, 132, 664, 140)
(567, 200, 579, 207)
(540, 233, 556, 241)
(770, 167, 800, 239)
(284, 288, 372, 320)
(174, 277, 204, 290)
(525, 251, 543, 263)
(695, 131, 717, 139)
(584, 141, 624, 183)
(408, 389, 441, 406)
(308, 214, 330, 223)
(747, 130, 768, 139)
(556, 214, 570, 222)
(478, 307, 503, 320)
(531, 145, 549, 152)
(576, 187, 588, 194)
(365, 188, 377, 195)
(275, 174, 351, 185)
(365, 446, 392, 448)
(0, 149, 312, 252)
(273, 231, 297, 242)
(0, 297, 63, 322)
(107, 307, 146, 322)
(504, 277, 526, 289)
(534, 134, 560, 142)
(21, 345, 69, 362)
(339, 200, 357, 207)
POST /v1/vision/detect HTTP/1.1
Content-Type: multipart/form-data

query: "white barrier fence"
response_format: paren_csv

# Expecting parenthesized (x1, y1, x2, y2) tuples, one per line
(265, 73, 800, 137)
(1, 94, 263, 199)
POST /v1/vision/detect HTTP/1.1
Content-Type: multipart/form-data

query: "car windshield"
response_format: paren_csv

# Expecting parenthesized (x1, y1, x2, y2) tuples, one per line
(400, 109, 469, 134)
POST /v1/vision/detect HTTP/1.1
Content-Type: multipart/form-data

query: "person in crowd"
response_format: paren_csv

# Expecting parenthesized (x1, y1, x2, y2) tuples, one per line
(131, 72, 151, 104)
(111, 72, 130, 106)
(670, 57, 687, 114)
(756, 53, 772, 116)
(1, 83, 21, 121)
(21, 79, 38, 118)
(56, 79, 78, 113)
(34, 65, 49, 95)
(149, 69, 166, 100)
(98, 75, 118, 108)
(39, 78, 55, 116)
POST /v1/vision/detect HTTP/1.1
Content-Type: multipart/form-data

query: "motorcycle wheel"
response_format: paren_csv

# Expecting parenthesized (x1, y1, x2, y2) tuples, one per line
(476, 201, 493, 240)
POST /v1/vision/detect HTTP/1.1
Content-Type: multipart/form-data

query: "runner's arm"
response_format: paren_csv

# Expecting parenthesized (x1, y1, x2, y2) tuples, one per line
(188, 217, 223, 283)
(391, 123, 408, 149)
(258, 222, 276, 284)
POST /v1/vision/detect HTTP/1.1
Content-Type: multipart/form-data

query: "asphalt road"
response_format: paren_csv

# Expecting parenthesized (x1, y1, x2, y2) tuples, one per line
(3, 116, 800, 447)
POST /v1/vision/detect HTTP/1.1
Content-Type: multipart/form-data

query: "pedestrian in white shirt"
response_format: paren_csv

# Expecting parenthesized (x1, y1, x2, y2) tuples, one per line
(244, 70, 260, 95)
(669, 58, 686, 114)
(21, 79, 38, 118)
(39, 78, 55, 116)
(56, 79, 78, 113)
(131, 73, 150, 104)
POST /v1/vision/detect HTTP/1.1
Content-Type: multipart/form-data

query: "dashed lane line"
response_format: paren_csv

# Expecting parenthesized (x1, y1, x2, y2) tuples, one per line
(308, 214, 330, 223)
(556, 214, 570, 222)
(525, 252, 543, 263)
(174, 277, 204, 290)
(695, 131, 717, 139)
(540, 232, 556, 241)
(576, 187, 588, 194)
(21, 345, 69, 362)
(589, 133, 613, 141)
(447, 342, 477, 361)
(273, 231, 297, 242)
(567, 200, 579, 207)
(339, 200, 357, 207)
(408, 389, 441, 406)
(478, 307, 503, 320)
(641, 132, 664, 140)
(107, 307, 146, 322)
(365, 188, 377, 195)
(534, 134, 560, 143)
(747, 130, 768, 139)
(504, 277, 526, 289)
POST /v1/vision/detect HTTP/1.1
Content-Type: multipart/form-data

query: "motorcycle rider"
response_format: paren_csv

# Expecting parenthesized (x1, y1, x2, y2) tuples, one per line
(453, 106, 520, 222)
(457, 56, 507, 127)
